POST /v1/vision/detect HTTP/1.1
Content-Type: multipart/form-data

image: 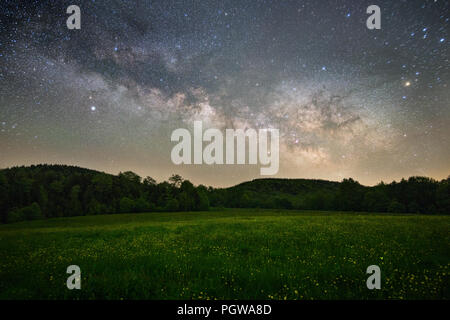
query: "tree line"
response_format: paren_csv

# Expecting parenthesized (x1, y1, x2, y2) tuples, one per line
(0, 165, 209, 223)
(209, 177, 450, 214)
(0, 165, 448, 223)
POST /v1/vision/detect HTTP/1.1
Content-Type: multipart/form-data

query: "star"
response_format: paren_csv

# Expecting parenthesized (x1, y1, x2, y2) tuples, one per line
(0, 0, 448, 187)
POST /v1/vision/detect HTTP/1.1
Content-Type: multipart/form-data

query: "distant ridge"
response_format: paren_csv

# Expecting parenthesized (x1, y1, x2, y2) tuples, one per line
(229, 178, 342, 195)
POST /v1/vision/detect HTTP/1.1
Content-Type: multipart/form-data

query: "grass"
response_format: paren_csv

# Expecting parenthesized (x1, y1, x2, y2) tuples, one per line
(0, 209, 448, 300)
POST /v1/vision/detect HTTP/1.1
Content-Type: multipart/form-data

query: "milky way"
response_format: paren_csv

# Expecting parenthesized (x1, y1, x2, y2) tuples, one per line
(0, 0, 449, 187)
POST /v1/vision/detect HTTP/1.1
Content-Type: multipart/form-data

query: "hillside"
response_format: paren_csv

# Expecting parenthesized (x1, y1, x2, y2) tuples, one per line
(0, 165, 449, 224)
(232, 178, 342, 195)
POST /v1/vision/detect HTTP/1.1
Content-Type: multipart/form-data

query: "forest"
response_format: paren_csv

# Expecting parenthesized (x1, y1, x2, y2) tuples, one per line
(0, 164, 449, 223)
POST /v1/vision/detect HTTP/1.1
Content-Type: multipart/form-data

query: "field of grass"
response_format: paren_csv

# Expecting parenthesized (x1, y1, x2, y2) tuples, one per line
(0, 209, 448, 300)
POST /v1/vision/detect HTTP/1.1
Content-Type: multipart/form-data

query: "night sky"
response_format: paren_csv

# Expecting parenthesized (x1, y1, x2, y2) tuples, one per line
(0, 0, 448, 187)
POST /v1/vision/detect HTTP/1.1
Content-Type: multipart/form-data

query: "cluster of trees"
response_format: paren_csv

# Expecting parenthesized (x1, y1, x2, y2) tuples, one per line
(0, 165, 209, 223)
(0, 165, 448, 223)
(208, 177, 450, 214)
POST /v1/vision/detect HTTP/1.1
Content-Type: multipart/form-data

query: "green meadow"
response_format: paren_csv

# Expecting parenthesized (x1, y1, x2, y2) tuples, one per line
(0, 209, 448, 300)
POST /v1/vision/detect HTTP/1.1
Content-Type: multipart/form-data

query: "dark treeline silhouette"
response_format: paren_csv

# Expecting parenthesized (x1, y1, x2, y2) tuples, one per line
(0, 165, 448, 223)
(209, 177, 450, 214)
(0, 165, 209, 223)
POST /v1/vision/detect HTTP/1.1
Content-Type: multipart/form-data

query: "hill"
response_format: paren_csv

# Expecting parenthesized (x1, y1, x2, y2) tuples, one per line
(211, 176, 449, 214)
(0, 164, 449, 223)
(232, 178, 342, 194)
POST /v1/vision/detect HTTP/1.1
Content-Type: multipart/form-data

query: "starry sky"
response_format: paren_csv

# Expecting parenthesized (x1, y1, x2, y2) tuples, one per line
(0, 0, 449, 187)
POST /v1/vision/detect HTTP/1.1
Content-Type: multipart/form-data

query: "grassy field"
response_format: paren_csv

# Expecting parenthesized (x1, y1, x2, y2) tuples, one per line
(0, 209, 448, 300)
